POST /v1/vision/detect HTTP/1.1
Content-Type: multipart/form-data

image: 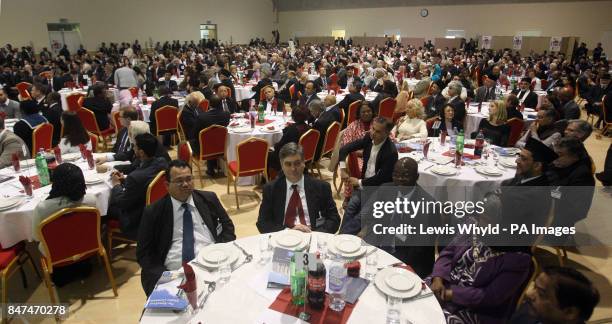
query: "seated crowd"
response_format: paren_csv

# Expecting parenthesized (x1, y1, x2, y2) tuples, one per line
(0, 38, 609, 323)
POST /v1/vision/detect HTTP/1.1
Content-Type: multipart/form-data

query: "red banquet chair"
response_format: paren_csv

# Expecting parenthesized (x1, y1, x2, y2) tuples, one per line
(32, 123, 54, 153)
(112, 111, 122, 136)
(38, 207, 118, 304)
(66, 92, 84, 112)
(227, 137, 268, 209)
(16, 82, 32, 99)
(193, 125, 227, 186)
(89, 133, 98, 153)
(506, 118, 525, 147)
(77, 108, 114, 151)
(313, 122, 340, 177)
(1, 241, 39, 308)
(299, 129, 320, 169)
(198, 99, 210, 112)
(146, 171, 167, 206)
(177, 141, 193, 167)
(426, 117, 440, 134)
(155, 105, 179, 144)
(378, 97, 396, 120)
(346, 100, 362, 128)
(128, 87, 139, 98)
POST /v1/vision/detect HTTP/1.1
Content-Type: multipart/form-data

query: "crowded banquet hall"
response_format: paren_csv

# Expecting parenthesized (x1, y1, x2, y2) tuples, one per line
(1, 0, 612, 323)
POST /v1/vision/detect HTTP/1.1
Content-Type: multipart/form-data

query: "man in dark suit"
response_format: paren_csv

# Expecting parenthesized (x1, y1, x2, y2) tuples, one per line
(446, 81, 466, 123)
(190, 95, 230, 176)
(313, 67, 329, 92)
(214, 84, 240, 113)
(338, 67, 362, 89)
(260, 86, 285, 113)
(309, 99, 339, 161)
(474, 76, 498, 103)
(338, 81, 365, 124)
(95, 107, 138, 165)
(298, 81, 320, 109)
(250, 71, 273, 103)
(82, 83, 113, 130)
(512, 77, 539, 108)
(339, 117, 398, 188)
(257, 142, 340, 234)
(137, 159, 236, 296)
(545, 71, 563, 92)
(157, 72, 178, 92)
(149, 85, 179, 139)
(558, 87, 580, 120)
(424, 80, 447, 119)
(108, 134, 169, 240)
(585, 73, 611, 128)
(42, 92, 63, 146)
(147, 61, 165, 83)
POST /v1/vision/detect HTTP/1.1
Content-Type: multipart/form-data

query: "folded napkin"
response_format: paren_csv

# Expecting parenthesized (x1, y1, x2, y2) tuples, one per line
(441, 150, 479, 160)
(256, 119, 275, 126)
(178, 262, 198, 309)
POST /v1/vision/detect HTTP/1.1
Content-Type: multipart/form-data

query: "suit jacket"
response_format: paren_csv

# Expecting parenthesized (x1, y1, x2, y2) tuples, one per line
(180, 104, 200, 141)
(313, 76, 329, 92)
(41, 103, 62, 146)
(190, 108, 230, 155)
(424, 94, 447, 119)
(448, 97, 466, 122)
(137, 190, 236, 296)
(0, 129, 27, 168)
(512, 89, 538, 108)
(114, 142, 171, 175)
(220, 97, 240, 113)
(561, 100, 580, 120)
(339, 134, 398, 186)
(157, 79, 178, 92)
(547, 158, 595, 225)
(260, 98, 286, 113)
(149, 96, 179, 135)
(474, 86, 497, 103)
(108, 157, 168, 240)
(82, 96, 113, 130)
(338, 75, 362, 89)
(256, 175, 340, 234)
(112, 127, 131, 157)
(298, 93, 320, 109)
(545, 79, 563, 92)
(13, 114, 48, 154)
(338, 92, 365, 118)
(506, 107, 524, 120)
(251, 78, 273, 103)
(0, 99, 20, 119)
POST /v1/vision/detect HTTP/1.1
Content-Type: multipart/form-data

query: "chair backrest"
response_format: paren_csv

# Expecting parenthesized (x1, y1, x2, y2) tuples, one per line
(112, 110, 122, 135)
(199, 125, 227, 160)
(299, 129, 321, 163)
(66, 93, 84, 112)
(128, 87, 139, 98)
(329, 73, 338, 86)
(32, 123, 54, 152)
(425, 117, 440, 133)
(260, 85, 274, 102)
(235, 137, 269, 176)
(88, 133, 98, 153)
(378, 97, 396, 120)
(146, 170, 167, 206)
(289, 84, 296, 100)
(513, 256, 539, 314)
(38, 207, 101, 270)
(320, 122, 341, 159)
(198, 99, 209, 112)
(338, 108, 345, 128)
(177, 109, 187, 141)
(77, 107, 102, 134)
(540, 79, 548, 90)
(177, 141, 193, 167)
(506, 118, 525, 147)
(64, 81, 76, 89)
(347, 100, 362, 126)
(16, 82, 32, 99)
(420, 96, 430, 108)
(155, 106, 179, 135)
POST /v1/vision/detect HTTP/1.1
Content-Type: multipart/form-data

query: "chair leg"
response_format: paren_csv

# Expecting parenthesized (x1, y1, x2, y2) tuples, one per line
(41, 260, 57, 304)
(555, 247, 565, 266)
(16, 259, 28, 288)
(233, 178, 240, 209)
(100, 248, 118, 297)
(107, 230, 113, 261)
(1, 269, 7, 307)
(226, 172, 231, 195)
(23, 250, 41, 279)
(195, 159, 204, 187)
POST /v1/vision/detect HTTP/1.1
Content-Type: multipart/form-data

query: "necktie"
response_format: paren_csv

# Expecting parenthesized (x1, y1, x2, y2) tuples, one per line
(223, 99, 229, 112)
(182, 203, 195, 262)
(119, 132, 128, 152)
(486, 88, 491, 99)
(284, 184, 306, 227)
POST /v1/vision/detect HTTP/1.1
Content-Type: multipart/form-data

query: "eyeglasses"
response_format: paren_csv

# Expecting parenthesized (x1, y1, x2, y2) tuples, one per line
(169, 177, 193, 184)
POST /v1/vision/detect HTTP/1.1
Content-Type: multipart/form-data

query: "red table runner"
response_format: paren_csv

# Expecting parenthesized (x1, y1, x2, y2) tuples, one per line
(269, 288, 356, 324)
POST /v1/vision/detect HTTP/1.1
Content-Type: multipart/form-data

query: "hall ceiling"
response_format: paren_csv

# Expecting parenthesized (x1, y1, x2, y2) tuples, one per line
(276, 0, 610, 11)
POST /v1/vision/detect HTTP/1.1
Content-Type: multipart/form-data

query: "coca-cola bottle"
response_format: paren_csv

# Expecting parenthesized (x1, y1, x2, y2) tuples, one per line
(474, 130, 484, 158)
(307, 255, 326, 310)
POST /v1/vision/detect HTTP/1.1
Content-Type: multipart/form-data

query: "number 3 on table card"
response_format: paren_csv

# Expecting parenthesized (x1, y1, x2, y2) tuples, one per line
(294, 252, 316, 272)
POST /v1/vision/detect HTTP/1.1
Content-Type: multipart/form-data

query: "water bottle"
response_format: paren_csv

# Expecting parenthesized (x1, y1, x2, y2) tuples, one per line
(328, 260, 347, 312)
(257, 102, 265, 123)
(449, 127, 458, 151)
(455, 129, 465, 167)
(35, 149, 50, 186)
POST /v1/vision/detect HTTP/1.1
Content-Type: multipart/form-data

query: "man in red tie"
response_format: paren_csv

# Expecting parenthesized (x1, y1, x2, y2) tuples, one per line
(256, 142, 340, 234)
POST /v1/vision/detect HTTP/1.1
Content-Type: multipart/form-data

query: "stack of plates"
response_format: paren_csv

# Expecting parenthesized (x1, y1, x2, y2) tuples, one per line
(0, 197, 24, 212)
(260, 126, 278, 133)
(374, 267, 422, 299)
(499, 158, 517, 168)
(430, 165, 457, 176)
(62, 153, 82, 162)
(498, 147, 520, 157)
(270, 230, 309, 251)
(475, 165, 503, 176)
(232, 127, 252, 133)
(84, 174, 104, 185)
(196, 243, 240, 269)
(328, 235, 366, 258)
(19, 159, 36, 168)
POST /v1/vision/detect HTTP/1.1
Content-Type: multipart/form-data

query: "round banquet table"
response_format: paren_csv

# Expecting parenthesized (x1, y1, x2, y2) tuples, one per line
(0, 155, 126, 248)
(139, 231, 446, 324)
(59, 87, 119, 111)
(316, 90, 378, 103)
(398, 137, 516, 202)
(464, 102, 536, 139)
(112, 96, 186, 123)
(234, 82, 278, 102)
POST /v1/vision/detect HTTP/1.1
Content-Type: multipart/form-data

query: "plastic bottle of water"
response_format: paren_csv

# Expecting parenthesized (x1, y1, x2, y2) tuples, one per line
(328, 260, 347, 312)
(449, 127, 458, 152)
(35, 149, 50, 186)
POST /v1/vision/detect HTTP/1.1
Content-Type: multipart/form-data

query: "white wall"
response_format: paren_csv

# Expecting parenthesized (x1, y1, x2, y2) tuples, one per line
(0, 0, 274, 50)
(279, 1, 612, 51)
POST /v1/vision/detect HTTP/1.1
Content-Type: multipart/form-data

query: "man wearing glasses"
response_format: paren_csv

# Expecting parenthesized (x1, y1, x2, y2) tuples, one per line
(137, 159, 236, 296)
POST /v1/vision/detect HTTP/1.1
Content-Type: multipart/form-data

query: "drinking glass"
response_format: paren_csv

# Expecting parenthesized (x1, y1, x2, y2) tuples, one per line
(386, 296, 402, 324)
(317, 236, 328, 260)
(259, 235, 271, 265)
(365, 250, 378, 280)
(218, 262, 231, 286)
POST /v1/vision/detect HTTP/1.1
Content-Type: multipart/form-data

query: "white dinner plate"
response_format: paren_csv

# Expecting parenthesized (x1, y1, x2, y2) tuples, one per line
(84, 174, 104, 185)
(374, 267, 422, 299)
(62, 153, 82, 162)
(197, 243, 240, 269)
(0, 197, 25, 211)
(331, 235, 362, 254)
(260, 126, 279, 133)
(327, 244, 367, 259)
(231, 127, 252, 133)
(430, 165, 457, 176)
(499, 158, 517, 168)
(475, 165, 503, 176)
(498, 147, 520, 157)
(271, 230, 309, 251)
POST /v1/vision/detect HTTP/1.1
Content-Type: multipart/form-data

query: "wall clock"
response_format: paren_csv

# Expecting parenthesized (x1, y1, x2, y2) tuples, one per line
(420, 8, 429, 17)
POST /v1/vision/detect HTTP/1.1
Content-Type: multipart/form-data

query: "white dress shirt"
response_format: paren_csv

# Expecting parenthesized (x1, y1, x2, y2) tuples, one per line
(284, 177, 310, 226)
(358, 140, 384, 188)
(164, 195, 214, 270)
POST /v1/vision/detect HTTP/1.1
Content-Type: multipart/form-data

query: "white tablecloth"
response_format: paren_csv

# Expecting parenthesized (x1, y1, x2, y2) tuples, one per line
(112, 97, 186, 123)
(59, 87, 119, 111)
(0, 156, 126, 248)
(140, 232, 445, 324)
(316, 91, 378, 103)
(234, 82, 279, 102)
(400, 137, 516, 202)
(464, 103, 536, 139)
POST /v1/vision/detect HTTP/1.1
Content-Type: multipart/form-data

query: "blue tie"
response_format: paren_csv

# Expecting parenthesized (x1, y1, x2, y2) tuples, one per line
(182, 203, 195, 262)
